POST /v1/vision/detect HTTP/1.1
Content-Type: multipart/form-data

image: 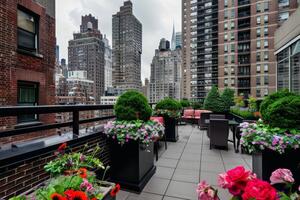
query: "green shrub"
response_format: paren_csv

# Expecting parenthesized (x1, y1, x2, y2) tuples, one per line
(192, 102, 203, 109)
(221, 88, 235, 112)
(234, 96, 245, 107)
(260, 89, 296, 122)
(155, 98, 182, 111)
(267, 95, 300, 129)
(248, 96, 257, 112)
(203, 86, 226, 113)
(230, 108, 257, 120)
(180, 99, 191, 108)
(114, 90, 152, 121)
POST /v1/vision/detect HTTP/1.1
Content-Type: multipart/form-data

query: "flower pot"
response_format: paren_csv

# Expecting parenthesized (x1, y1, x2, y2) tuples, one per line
(107, 139, 156, 192)
(164, 117, 178, 142)
(252, 149, 300, 186)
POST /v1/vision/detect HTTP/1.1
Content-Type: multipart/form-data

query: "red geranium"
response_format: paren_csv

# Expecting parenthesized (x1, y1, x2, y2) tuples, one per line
(78, 168, 88, 179)
(110, 184, 121, 197)
(64, 190, 88, 200)
(50, 193, 66, 200)
(242, 179, 278, 200)
(58, 143, 67, 152)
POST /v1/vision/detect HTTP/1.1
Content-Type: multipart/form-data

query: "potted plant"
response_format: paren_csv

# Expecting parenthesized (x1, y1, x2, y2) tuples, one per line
(9, 143, 120, 200)
(154, 98, 182, 142)
(240, 90, 300, 186)
(104, 91, 164, 192)
(197, 166, 300, 200)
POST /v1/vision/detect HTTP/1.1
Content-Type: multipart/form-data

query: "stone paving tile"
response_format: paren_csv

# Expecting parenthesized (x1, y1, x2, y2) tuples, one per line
(117, 125, 251, 200)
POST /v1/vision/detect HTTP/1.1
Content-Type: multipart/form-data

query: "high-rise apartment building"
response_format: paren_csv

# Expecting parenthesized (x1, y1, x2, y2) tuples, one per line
(182, 0, 219, 101)
(218, 0, 298, 98)
(103, 35, 113, 91)
(176, 32, 182, 49)
(150, 39, 182, 103)
(112, 1, 142, 91)
(68, 14, 105, 103)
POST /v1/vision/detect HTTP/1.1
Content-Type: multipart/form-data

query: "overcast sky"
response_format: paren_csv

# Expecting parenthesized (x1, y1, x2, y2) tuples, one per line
(56, 0, 181, 81)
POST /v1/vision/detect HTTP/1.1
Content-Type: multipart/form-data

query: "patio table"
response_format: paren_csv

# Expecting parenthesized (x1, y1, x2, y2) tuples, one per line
(205, 119, 239, 152)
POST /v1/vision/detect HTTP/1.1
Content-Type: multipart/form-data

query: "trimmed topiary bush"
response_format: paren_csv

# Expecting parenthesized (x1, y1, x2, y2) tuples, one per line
(192, 102, 203, 109)
(221, 88, 235, 113)
(260, 90, 296, 123)
(180, 99, 191, 108)
(155, 98, 182, 111)
(266, 95, 300, 129)
(114, 90, 152, 121)
(203, 86, 226, 113)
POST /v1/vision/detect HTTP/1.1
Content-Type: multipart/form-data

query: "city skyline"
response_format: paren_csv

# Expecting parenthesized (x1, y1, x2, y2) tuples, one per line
(56, 0, 181, 82)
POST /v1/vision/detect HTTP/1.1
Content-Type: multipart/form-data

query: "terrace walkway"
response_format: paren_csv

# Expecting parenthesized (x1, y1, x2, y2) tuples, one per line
(117, 125, 252, 200)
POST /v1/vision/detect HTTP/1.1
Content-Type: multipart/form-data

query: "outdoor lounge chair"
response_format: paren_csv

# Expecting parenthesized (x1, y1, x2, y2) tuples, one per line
(209, 119, 229, 150)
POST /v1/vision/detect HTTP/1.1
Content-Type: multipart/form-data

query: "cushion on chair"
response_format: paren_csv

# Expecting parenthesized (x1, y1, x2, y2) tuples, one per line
(150, 117, 164, 125)
(182, 109, 194, 119)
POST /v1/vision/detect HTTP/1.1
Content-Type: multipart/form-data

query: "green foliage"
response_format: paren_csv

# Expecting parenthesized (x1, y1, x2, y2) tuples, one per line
(248, 96, 257, 112)
(230, 108, 258, 120)
(114, 90, 152, 121)
(267, 95, 300, 129)
(203, 86, 226, 113)
(192, 102, 203, 109)
(234, 96, 245, 107)
(180, 99, 191, 108)
(221, 88, 235, 112)
(155, 98, 182, 111)
(260, 90, 296, 123)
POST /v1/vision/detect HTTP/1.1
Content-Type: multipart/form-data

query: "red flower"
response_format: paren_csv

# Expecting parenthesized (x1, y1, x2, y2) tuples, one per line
(58, 143, 67, 152)
(64, 190, 75, 198)
(78, 168, 88, 179)
(50, 193, 66, 200)
(110, 184, 121, 197)
(70, 191, 88, 200)
(242, 179, 278, 200)
(91, 198, 97, 200)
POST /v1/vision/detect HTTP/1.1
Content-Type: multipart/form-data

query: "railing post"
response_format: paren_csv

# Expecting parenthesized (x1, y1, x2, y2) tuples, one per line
(73, 110, 79, 138)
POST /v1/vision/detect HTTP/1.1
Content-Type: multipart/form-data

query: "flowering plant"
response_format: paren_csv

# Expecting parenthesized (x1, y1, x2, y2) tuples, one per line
(153, 109, 181, 118)
(240, 119, 300, 154)
(198, 166, 300, 200)
(44, 143, 105, 176)
(104, 120, 164, 145)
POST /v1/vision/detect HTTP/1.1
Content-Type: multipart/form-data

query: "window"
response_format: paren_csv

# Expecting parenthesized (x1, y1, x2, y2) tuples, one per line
(224, 44, 228, 52)
(257, 65, 261, 73)
(264, 27, 268, 36)
(256, 3, 261, 13)
(224, 33, 228, 41)
(264, 2, 269, 11)
(224, 55, 228, 64)
(231, 78, 235, 86)
(17, 8, 39, 53)
(257, 16, 261, 24)
(256, 89, 261, 97)
(230, 32, 235, 40)
(256, 77, 261, 86)
(279, 12, 289, 22)
(230, 21, 235, 29)
(231, 44, 235, 52)
(224, 22, 228, 30)
(224, 10, 228, 19)
(264, 39, 269, 48)
(264, 64, 269, 72)
(224, 0, 228, 7)
(264, 51, 269, 61)
(231, 9, 235, 18)
(256, 52, 261, 62)
(257, 40, 261, 49)
(279, 0, 290, 7)
(257, 28, 261, 37)
(231, 55, 235, 63)
(264, 76, 269, 85)
(264, 15, 269, 23)
(17, 81, 39, 123)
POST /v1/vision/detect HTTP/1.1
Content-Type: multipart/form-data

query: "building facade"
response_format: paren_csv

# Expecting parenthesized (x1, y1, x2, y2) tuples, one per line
(150, 39, 182, 103)
(176, 32, 182, 49)
(0, 0, 56, 143)
(142, 78, 150, 101)
(103, 35, 113, 91)
(218, 0, 298, 98)
(68, 14, 105, 104)
(275, 6, 300, 94)
(112, 1, 142, 91)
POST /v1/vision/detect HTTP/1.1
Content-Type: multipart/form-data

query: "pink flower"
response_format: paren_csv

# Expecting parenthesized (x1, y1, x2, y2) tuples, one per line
(80, 179, 94, 193)
(270, 169, 294, 185)
(218, 173, 231, 188)
(197, 181, 219, 200)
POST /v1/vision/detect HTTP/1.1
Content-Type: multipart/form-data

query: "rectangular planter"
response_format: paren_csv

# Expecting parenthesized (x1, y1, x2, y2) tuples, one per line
(164, 117, 178, 142)
(108, 139, 156, 192)
(253, 149, 300, 186)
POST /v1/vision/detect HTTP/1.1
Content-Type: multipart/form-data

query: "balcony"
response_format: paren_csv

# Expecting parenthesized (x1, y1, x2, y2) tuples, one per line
(0, 105, 252, 200)
(238, 0, 250, 6)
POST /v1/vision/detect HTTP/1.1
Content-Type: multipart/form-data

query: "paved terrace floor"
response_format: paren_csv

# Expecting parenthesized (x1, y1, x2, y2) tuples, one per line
(116, 125, 252, 200)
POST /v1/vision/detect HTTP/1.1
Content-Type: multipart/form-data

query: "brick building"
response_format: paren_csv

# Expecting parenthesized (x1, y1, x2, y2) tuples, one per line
(0, 0, 56, 143)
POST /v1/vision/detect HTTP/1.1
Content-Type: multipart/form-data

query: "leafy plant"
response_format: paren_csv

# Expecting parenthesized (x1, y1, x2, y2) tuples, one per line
(155, 98, 182, 118)
(104, 120, 164, 145)
(179, 99, 191, 108)
(248, 96, 257, 112)
(260, 90, 296, 123)
(191, 101, 203, 110)
(230, 108, 258, 120)
(114, 90, 152, 122)
(221, 88, 235, 113)
(234, 96, 245, 107)
(203, 86, 226, 113)
(44, 143, 105, 176)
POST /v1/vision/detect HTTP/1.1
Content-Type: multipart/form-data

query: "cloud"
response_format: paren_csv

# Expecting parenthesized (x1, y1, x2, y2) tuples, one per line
(56, 0, 181, 81)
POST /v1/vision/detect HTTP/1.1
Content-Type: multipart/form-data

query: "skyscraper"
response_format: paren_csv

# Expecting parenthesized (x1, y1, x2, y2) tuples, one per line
(103, 35, 112, 91)
(68, 14, 105, 103)
(171, 24, 176, 50)
(150, 38, 182, 103)
(175, 32, 182, 49)
(112, 1, 142, 91)
(218, 0, 298, 98)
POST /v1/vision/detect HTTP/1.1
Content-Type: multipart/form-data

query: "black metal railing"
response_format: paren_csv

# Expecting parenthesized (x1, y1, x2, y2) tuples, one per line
(0, 105, 115, 139)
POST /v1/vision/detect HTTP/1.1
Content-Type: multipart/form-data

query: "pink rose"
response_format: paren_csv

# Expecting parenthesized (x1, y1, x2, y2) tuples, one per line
(270, 168, 294, 185)
(197, 181, 219, 200)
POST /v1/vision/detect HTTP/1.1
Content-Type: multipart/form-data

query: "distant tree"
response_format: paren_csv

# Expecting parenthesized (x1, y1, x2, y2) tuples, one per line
(221, 88, 235, 113)
(203, 86, 226, 113)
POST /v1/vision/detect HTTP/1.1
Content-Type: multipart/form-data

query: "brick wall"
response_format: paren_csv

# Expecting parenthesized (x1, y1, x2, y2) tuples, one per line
(0, 133, 110, 199)
(0, 0, 56, 143)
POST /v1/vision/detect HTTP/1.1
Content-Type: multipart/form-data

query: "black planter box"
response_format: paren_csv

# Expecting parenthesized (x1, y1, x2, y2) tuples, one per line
(253, 149, 300, 186)
(164, 117, 178, 142)
(108, 139, 156, 192)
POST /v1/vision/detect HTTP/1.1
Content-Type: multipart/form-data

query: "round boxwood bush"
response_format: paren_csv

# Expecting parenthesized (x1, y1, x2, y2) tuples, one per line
(267, 95, 300, 129)
(203, 86, 226, 113)
(114, 90, 152, 121)
(180, 99, 191, 108)
(155, 98, 182, 111)
(260, 89, 296, 122)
